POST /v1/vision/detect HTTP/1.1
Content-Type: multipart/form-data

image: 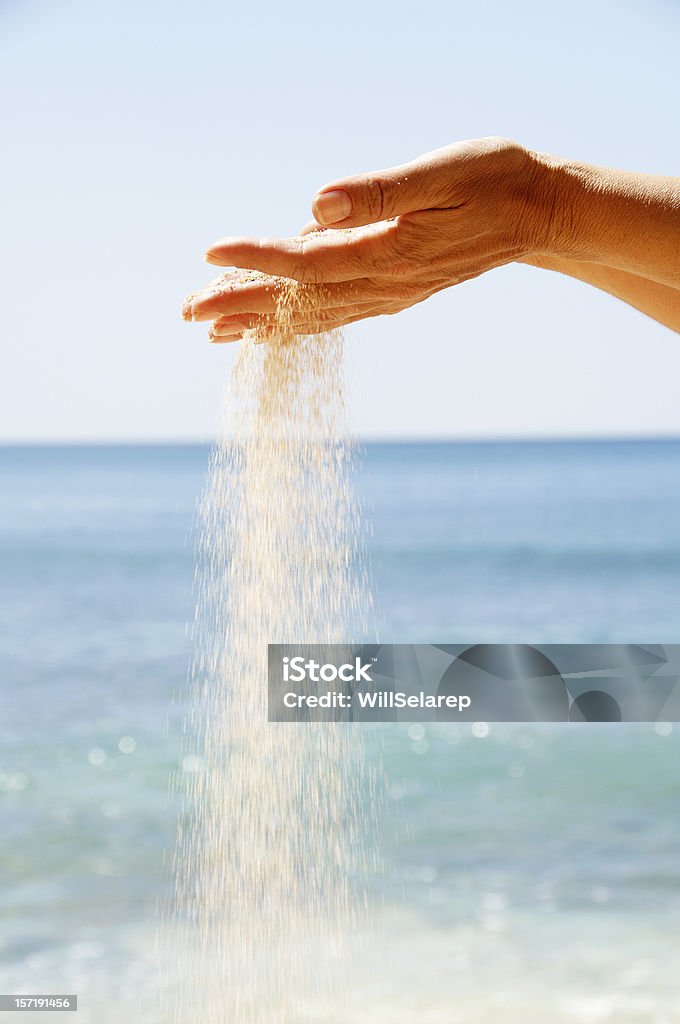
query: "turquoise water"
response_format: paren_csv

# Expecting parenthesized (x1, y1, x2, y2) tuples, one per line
(1, 442, 679, 1022)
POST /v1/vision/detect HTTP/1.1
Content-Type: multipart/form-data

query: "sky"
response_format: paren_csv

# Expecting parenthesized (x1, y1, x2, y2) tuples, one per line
(1, 0, 679, 441)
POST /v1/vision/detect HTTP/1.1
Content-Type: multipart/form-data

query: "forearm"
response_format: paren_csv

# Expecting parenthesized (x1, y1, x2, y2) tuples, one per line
(534, 154, 680, 289)
(522, 254, 680, 333)
(186, 137, 680, 340)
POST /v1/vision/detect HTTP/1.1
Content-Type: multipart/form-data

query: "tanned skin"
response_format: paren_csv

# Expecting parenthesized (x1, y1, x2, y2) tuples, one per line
(182, 137, 680, 341)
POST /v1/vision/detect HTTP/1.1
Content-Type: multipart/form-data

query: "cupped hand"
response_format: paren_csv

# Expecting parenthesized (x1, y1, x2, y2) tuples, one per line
(182, 137, 564, 342)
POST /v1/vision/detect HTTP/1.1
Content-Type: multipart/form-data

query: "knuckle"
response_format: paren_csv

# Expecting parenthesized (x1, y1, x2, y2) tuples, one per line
(296, 237, 325, 283)
(391, 214, 431, 272)
(363, 176, 390, 220)
(258, 236, 284, 257)
(395, 211, 422, 237)
(396, 211, 426, 240)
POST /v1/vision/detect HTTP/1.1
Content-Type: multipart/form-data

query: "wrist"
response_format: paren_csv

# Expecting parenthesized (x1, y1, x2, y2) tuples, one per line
(526, 151, 680, 287)
(523, 149, 604, 262)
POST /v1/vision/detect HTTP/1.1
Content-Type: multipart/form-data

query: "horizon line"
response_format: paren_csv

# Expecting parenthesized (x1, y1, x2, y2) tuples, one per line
(3, 433, 680, 447)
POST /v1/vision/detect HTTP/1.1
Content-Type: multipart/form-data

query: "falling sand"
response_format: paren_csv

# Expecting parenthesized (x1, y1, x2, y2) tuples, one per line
(161, 276, 375, 1022)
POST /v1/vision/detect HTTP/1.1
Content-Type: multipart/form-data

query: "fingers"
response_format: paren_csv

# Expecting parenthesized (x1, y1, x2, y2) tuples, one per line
(310, 139, 485, 229)
(185, 271, 404, 323)
(208, 325, 244, 344)
(210, 318, 252, 336)
(202, 220, 399, 285)
(207, 301, 382, 343)
(184, 277, 280, 322)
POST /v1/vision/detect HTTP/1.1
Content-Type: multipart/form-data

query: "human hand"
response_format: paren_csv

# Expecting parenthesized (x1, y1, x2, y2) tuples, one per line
(182, 137, 566, 342)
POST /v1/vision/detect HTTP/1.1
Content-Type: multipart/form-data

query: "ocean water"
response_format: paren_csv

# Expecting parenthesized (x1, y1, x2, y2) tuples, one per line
(1, 441, 679, 1023)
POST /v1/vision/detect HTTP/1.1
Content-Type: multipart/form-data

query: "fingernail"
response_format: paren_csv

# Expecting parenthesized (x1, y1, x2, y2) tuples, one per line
(210, 333, 242, 345)
(213, 321, 249, 336)
(204, 239, 232, 264)
(313, 189, 352, 225)
(182, 298, 204, 322)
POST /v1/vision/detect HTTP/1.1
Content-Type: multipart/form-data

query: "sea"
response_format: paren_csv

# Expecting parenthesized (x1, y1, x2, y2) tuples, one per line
(1, 441, 679, 1023)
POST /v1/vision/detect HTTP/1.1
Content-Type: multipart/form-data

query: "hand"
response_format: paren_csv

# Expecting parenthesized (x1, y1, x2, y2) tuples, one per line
(182, 137, 565, 342)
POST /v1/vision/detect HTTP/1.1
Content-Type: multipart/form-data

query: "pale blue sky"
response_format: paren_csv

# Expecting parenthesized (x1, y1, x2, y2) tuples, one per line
(2, 0, 679, 441)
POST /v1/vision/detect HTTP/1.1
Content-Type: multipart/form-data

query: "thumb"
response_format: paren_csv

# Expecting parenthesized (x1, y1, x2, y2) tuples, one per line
(311, 142, 472, 228)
